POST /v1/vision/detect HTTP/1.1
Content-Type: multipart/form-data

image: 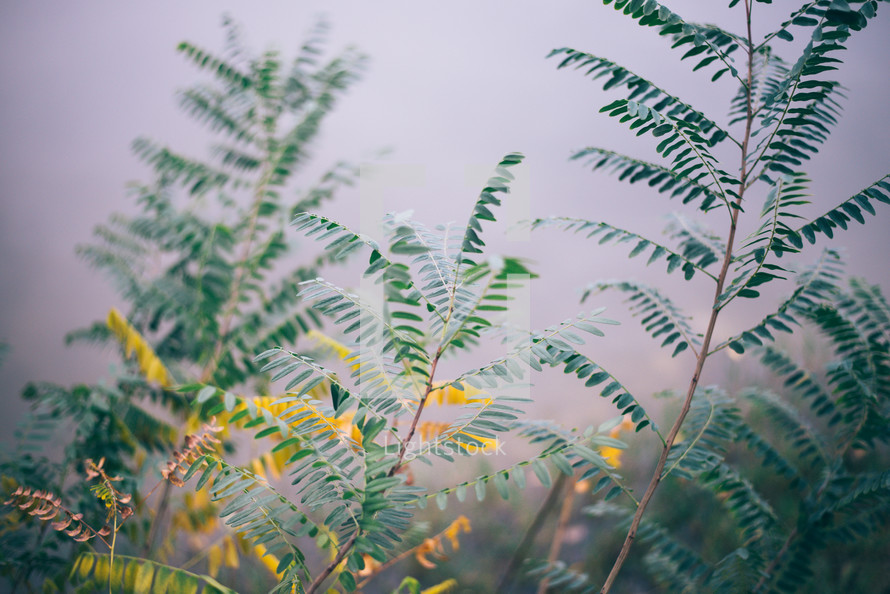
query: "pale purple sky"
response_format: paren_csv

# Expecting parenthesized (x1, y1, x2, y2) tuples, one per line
(1, 2, 888, 442)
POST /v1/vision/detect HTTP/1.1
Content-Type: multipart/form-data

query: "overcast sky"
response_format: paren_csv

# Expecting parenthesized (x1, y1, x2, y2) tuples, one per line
(1, 2, 888, 442)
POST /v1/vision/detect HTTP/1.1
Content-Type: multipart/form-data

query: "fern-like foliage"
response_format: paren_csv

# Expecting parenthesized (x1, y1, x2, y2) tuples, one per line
(74, 18, 366, 392)
(525, 558, 596, 592)
(1, 18, 367, 594)
(421, 417, 638, 513)
(532, 1, 889, 591)
(180, 152, 659, 592)
(661, 387, 742, 480)
(549, 47, 732, 146)
(715, 248, 844, 354)
(746, 2, 885, 181)
(528, 216, 719, 281)
(583, 280, 702, 358)
(563, 280, 889, 593)
(571, 148, 726, 212)
(5, 1, 889, 592)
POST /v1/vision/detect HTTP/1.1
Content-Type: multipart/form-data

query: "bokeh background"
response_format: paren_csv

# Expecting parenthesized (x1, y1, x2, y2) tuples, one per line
(1, 1, 888, 443)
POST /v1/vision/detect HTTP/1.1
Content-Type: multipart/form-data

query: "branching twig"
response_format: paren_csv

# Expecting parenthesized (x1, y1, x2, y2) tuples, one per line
(537, 475, 577, 594)
(305, 531, 359, 594)
(497, 473, 569, 592)
(599, 2, 758, 590)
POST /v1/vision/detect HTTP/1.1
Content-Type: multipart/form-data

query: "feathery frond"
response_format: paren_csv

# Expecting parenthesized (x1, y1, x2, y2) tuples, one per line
(528, 216, 717, 281)
(571, 148, 725, 212)
(583, 280, 701, 358)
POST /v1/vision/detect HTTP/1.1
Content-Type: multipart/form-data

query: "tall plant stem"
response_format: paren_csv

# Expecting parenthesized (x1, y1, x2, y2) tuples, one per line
(306, 531, 359, 594)
(200, 162, 274, 384)
(143, 165, 274, 561)
(144, 481, 172, 556)
(537, 475, 577, 594)
(390, 349, 442, 477)
(600, 2, 756, 591)
(497, 473, 570, 592)
(308, 347, 444, 593)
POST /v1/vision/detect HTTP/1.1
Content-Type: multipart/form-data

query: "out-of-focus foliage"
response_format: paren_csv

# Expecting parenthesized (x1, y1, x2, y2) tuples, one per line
(2, 1, 889, 593)
(0, 15, 638, 594)
(581, 278, 890, 592)
(0, 16, 366, 593)
(184, 152, 642, 593)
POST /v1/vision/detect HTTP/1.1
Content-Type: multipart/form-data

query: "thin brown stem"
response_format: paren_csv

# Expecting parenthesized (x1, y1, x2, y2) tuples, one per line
(353, 546, 417, 591)
(137, 477, 167, 508)
(310, 344, 444, 591)
(149, 161, 274, 567)
(753, 527, 797, 592)
(313, 182, 500, 591)
(305, 530, 359, 594)
(199, 162, 273, 384)
(144, 481, 172, 557)
(537, 475, 577, 594)
(599, 2, 757, 591)
(389, 349, 442, 477)
(497, 473, 569, 592)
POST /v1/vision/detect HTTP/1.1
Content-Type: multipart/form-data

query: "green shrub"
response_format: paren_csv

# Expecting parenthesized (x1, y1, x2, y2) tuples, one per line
(3, 2, 889, 593)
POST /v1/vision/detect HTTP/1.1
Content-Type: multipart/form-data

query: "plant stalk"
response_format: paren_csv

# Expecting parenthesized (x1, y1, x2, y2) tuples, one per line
(306, 530, 359, 594)
(497, 472, 569, 592)
(600, 2, 757, 590)
(144, 481, 172, 557)
(390, 349, 442, 476)
(310, 344, 444, 591)
(200, 160, 274, 384)
(537, 475, 577, 594)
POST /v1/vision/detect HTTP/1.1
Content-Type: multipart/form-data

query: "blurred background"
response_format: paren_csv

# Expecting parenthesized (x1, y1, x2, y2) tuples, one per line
(2, 1, 888, 439)
(1, 2, 889, 591)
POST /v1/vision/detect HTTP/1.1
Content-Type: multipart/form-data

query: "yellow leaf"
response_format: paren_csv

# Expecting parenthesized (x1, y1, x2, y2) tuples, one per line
(125, 332, 140, 359)
(253, 543, 283, 579)
(413, 516, 470, 571)
(306, 329, 354, 363)
(250, 457, 266, 480)
(223, 535, 239, 569)
(599, 446, 623, 468)
(144, 357, 167, 385)
(414, 538, 443, 569)
(415, 423, 500, 454)
(611, 416, 635, 437)
(418, 421, 448, 443)
(427, 382, 488, 407)
(598, 415, 634, 469)
(357, 554, 381, 577)
(106, 308, 172, 388)
(442, 515, 471, 550)
(207, 544, 222, 577)
(263, 452, 281, 481)
(455, 433, 499, 453)
(422, 579, 459, 594)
